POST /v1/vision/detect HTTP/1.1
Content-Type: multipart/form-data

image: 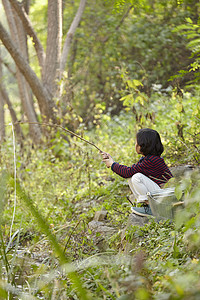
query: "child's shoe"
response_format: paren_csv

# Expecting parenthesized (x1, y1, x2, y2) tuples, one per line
(131, 205, 153, 217)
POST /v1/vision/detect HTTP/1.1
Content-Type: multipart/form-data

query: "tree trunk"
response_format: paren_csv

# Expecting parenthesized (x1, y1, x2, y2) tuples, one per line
(0, 0, 87, 141)
(0, 45, 23, 140)
(9, 0, 45, 73)
(0, 21, 56, 123)
(2, 0, 42, 143)
(43, 0, 62, 95)
(0, 84, 24, 140)
(58, 0, 86, 98)
(60, 0, 87, 76)
(13, 4, 42, 142)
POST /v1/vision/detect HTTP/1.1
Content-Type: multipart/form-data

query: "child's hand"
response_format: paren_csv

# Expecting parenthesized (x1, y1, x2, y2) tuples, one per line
(100, 151, 114, 168)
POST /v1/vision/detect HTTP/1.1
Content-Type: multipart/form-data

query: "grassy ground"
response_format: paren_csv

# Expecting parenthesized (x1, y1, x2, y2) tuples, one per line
(0, 110, 200, 299)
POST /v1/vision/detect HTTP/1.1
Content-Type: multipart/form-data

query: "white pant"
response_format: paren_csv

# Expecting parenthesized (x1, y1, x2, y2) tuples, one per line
(128, 173, 161, 203)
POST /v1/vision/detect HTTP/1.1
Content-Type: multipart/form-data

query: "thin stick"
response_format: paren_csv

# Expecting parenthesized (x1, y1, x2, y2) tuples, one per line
(14, 121, 103, 152)
(126, 195, 134, 206)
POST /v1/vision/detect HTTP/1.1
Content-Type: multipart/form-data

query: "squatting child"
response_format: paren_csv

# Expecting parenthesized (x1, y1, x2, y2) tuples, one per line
(101, 128, 173, 216)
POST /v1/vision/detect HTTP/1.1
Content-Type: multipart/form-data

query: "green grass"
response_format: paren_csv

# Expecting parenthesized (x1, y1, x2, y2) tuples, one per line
(0, 105, 200, 299)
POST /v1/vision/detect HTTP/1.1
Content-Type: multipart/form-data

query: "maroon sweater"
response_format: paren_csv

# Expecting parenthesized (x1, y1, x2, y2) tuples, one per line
(111, 155, 173, 187)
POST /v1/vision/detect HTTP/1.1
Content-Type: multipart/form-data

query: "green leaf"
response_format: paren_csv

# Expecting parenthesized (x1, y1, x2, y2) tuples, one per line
(132, 79, 143, 87)
(175, 186, 183, 200)
(186, 17, 193, 24)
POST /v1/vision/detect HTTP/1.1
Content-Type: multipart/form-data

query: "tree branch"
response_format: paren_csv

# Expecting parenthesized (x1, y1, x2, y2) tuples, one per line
(8, 0, 45, 71)
(0, 56, 16, 77)
(103, 5, 133, 43)
(60, 0, 86, 75)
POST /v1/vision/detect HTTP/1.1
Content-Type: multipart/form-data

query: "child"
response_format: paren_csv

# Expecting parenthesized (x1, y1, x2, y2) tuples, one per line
(101, 128, 173, 217)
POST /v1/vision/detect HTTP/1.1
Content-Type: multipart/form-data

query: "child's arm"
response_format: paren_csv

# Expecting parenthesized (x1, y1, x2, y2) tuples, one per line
(101, 152, 114, 168)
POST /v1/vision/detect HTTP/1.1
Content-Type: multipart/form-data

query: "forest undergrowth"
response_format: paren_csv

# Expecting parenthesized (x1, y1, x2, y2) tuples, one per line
(0, 88, 200, 299)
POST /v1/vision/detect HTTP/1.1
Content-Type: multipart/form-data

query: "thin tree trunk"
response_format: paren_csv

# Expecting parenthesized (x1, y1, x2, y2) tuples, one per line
(9, 0, 45, 73)
(43, 0, 62, 95)
(0, 47, 23, 139)
(2, 0, 42, 143)
(0, 21, 56, 123)
(60, 0, 86, 76)
(0, 56, 16, 77)
(13, 4, 42, 142)
(0, 84, 24, 139)
(61, 38, 78, 118)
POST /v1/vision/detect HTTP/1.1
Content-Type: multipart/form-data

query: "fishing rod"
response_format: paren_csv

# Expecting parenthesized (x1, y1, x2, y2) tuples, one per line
(13, 121, 104, 153)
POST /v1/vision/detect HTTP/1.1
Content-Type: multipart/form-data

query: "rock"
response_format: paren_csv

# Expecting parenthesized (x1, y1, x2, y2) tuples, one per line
(88, 220, 116, 251)
(88, 210, 115, 235)
(88, 210, 116, 251)
(170, 165, 196, 179)
(93, 209, 108, 221)
(120, 214, 151, 254)
(88, 220, 115, 234)
(126, 213, 150, 227)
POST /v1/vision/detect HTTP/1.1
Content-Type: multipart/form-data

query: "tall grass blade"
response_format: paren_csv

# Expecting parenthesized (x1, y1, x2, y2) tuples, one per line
(9, 177, 91, 300)
(8, 221, 22, 282)
(0, 229, 10, 277)
(5, 229, 20, 253)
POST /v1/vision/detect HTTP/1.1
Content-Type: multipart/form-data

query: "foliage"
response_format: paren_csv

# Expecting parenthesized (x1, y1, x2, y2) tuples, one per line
(0, 0, 200, 298)
(116, 70, 200, 165)
(0, 99, 200, 298)
(58, 0, 196, 126)
(151, 86, 200, 164)
(1, 0, 197, 135)
(171, 17, 200, 86)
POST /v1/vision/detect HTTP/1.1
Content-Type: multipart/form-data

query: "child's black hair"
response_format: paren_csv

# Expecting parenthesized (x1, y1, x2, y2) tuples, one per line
(136, 128, 164, 156)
